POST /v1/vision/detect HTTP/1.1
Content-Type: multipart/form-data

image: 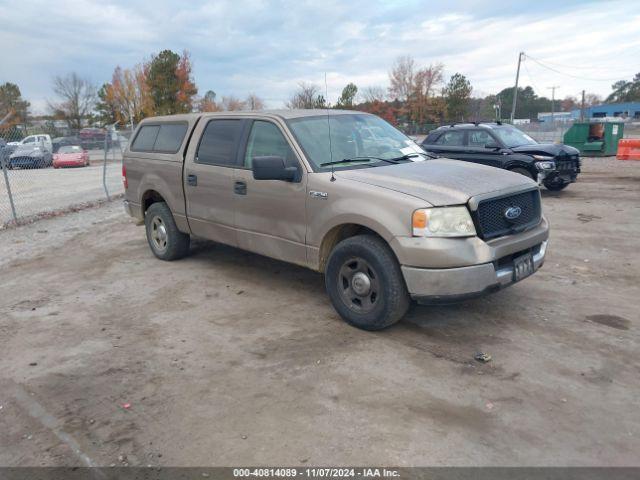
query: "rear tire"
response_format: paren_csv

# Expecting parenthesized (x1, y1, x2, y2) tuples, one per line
(145, 202, 190, 261)
(510, 167, 534, 179)
(325, 234, 410, 330)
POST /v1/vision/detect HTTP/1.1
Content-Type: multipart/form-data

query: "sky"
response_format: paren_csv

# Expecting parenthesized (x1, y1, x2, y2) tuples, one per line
(1, 0, 639, 113)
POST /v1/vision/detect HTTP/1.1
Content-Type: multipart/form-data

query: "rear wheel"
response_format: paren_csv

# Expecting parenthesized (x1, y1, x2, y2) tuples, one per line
(325, 234, 409, 330)
(145, 202, 190, 261)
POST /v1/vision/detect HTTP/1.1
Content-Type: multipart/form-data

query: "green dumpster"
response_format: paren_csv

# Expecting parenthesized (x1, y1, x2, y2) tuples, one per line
(563, 121, 624, 156)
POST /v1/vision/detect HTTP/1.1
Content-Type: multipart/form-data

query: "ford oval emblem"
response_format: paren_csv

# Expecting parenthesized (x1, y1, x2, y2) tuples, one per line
(504, 206, 522, 221)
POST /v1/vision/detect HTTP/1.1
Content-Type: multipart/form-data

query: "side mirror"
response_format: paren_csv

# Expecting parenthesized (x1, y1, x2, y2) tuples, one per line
(485, 141, 500, 150)
(252, 156, 298, 182)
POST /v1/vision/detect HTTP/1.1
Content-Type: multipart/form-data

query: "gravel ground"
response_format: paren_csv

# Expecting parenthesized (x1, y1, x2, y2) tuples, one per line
(0, 151, 123, 226)
(0, 157, 639, 467)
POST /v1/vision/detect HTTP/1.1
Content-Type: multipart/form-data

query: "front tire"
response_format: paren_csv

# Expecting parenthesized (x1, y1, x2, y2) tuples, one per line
(325, 234, 409, 330)
(145, 202, 190, 261)
(544, 179, 568, 191)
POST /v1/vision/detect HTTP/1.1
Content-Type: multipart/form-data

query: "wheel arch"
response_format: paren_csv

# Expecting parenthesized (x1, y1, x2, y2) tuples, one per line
(141, 189, 167, 213)
(317, 222, 397, 273)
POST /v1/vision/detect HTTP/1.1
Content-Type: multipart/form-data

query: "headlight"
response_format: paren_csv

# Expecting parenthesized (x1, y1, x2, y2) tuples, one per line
(532, 154, 554, 160)
(535, 161, 555, 170)
(412, 207, 476, 237)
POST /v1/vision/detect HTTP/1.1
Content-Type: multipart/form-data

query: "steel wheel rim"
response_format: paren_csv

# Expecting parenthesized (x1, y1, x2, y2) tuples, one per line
(337, 257, 380, 313)
(150, 216, 168, 252)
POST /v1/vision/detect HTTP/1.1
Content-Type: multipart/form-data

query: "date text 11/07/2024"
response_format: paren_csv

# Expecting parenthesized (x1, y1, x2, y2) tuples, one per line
(233, 468, 401, 478)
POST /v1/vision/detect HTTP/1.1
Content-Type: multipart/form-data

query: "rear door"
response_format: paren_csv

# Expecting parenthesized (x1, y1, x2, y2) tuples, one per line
(426, 130, 467, 159)
(233, 119, 307, 266)
(183, 117, 248, 246)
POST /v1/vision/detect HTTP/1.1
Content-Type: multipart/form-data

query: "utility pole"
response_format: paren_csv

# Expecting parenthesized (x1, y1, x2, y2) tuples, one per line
(580, 90, 585, 122)
(548, 85, 559, 123)
(510, 51, 524, 123)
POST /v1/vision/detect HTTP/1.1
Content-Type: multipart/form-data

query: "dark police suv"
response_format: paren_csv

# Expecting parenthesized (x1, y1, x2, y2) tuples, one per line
(421, 122, 580, 191)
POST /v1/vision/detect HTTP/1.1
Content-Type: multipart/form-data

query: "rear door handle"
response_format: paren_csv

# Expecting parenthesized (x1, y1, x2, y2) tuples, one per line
(187, 174, 197, 186)
(234, 181, 247, 195)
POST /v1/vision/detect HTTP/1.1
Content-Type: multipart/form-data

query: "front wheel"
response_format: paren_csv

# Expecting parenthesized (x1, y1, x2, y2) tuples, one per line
(145, 202, 190, 261)
(544, 179, 569, 191)
(325, 234, 409, 330)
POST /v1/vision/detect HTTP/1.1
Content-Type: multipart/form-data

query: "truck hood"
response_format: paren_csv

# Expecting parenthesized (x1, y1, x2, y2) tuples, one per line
(334, 159, 535, 206)
(512, 143, 579, 157)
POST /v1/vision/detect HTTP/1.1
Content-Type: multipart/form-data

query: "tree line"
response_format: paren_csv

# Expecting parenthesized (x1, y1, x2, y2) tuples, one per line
(285, 55, 632, 131)
(1, 51, 639, 137)
(0, 49, 266, 135)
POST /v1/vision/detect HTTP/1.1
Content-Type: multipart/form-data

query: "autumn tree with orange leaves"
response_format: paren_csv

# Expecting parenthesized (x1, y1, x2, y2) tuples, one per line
(98, 49, 198, 126)
(146, 49, 197, 115)
(98, 64, 153, 126)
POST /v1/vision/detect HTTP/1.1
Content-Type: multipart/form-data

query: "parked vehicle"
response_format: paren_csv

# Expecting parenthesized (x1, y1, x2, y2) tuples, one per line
(421, 123, 580, 191)
(52, 136, 81, 153)
(8, 143, 53, 169)
(79, 128, 107, 149)
(123, 111, 549, 330)
(53, 145, 90, 168)
(7, 134, 53, 153)
(1, 138, 12, 167)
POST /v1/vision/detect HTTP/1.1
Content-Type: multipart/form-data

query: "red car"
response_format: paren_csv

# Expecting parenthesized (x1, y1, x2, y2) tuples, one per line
(53, 145, 90, 168)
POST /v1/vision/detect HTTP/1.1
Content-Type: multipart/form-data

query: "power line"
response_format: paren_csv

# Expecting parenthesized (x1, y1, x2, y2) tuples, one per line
(522, 60, 544, 96)
(524, 54, 624, 82)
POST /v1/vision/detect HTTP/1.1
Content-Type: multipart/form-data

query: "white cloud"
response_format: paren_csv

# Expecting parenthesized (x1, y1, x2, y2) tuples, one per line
(1, 0, 638, 112)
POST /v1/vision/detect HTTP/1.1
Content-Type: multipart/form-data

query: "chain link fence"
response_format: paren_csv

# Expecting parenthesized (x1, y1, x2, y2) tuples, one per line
(0, 123, 132, 229)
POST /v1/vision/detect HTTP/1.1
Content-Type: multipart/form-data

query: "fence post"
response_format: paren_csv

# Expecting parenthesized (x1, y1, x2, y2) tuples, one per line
(1, 155, 18, 222)
(102, 127, 110, 201)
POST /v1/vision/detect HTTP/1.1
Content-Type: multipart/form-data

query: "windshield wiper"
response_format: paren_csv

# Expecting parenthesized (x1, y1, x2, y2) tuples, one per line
(320, 152, 435, 168)
(320, 157, 373, 167)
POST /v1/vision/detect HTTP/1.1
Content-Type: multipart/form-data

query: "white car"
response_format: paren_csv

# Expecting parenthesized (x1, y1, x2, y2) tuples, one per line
(7, 134, 53, 153)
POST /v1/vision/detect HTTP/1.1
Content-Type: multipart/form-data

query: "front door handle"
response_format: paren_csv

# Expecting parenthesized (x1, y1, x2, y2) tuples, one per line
(187, 174, 197, 186)
(234, 181, 247, 195)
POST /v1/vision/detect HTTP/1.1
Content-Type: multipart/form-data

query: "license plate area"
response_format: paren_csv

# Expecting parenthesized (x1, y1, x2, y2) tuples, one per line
(513, 252, 534, 282)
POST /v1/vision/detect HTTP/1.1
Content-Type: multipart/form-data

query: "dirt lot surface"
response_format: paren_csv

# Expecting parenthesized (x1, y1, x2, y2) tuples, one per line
(1, 157, 639, 467)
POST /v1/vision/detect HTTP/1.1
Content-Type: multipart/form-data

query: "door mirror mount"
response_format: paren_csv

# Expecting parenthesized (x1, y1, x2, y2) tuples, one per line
(484, 141, 501, 150)
(252, 156, 298, 182)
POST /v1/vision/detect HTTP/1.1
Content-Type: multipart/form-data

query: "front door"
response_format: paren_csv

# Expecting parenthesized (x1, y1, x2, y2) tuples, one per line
(184, 118, 247, 246)
(234, 119, 307, 266)
(458, 129, 505, 168)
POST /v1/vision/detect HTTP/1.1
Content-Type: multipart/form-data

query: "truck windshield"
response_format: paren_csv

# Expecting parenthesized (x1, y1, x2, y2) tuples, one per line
(286, 114, 427, 171)
(493, 127, 537, 148)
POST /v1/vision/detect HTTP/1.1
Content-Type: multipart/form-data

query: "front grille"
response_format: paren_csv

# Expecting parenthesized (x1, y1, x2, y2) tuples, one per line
(11, 156, 34, 164)
(473, 189, 541, 240)
(557, 160, 576, 172)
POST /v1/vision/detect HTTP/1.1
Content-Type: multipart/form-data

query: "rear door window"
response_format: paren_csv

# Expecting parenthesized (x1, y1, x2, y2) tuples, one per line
(196, 119, 243, 166)
(434, 130, 466, 146)
(131, 125, 160, 151)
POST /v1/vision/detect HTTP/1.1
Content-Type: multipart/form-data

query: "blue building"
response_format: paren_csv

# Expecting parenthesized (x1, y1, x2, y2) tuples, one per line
(570, 102, 640, 120)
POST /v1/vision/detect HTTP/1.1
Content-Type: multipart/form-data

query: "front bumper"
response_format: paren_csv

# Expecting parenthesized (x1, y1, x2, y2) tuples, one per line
(537, 158, 580, 185)
(9, 156, 41, 168)
(403, 240, 547, 304)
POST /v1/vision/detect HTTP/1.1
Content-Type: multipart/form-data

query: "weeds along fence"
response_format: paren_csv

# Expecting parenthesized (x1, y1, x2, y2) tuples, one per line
(0, 125, 132, 229)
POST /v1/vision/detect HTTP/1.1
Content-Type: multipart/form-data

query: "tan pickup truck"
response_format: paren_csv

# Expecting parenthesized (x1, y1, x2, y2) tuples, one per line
(123, 110, 548, 330)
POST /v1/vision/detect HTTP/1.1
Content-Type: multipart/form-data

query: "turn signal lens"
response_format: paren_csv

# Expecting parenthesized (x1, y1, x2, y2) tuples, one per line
(412, 210, 427, 229)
